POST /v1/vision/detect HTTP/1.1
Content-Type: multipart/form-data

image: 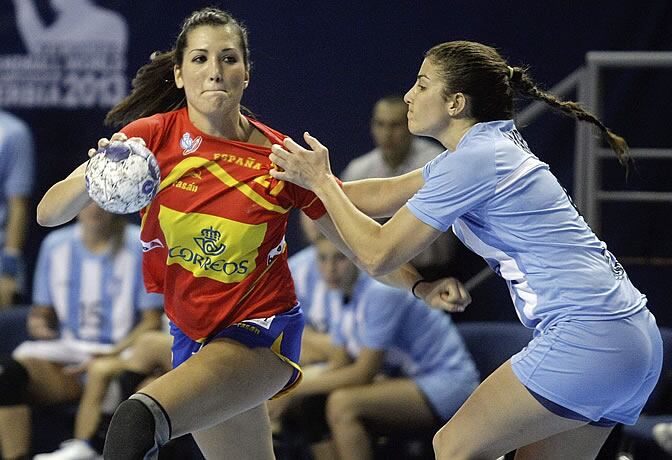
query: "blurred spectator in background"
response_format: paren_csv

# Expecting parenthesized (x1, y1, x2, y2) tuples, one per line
(0, 110, 34, 308)
(271, 235, 479, 459)
(342, 96, 478, 281)
(35, 329, 172, 460)
(291, 214, 342, 366)
(0, 203, 162, 460)
(653, 421, 672, 454)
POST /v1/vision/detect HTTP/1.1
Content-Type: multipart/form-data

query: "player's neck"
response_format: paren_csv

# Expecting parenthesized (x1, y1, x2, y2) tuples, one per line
(189, 108, 252, 142)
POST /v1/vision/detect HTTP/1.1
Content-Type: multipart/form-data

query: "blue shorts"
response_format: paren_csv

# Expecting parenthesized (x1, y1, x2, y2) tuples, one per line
(170, 305, 305, 398)
(415, 366, 480, 421)
(511, 308, 662, 426)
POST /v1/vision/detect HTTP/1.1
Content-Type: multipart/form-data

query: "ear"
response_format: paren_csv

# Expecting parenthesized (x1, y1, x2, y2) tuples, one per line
(446, 92, 467, 117)
(243, 69, 250, 89)
(174, 65, 184, 89)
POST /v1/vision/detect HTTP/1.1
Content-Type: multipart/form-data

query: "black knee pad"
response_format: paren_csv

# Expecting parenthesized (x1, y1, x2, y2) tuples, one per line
(103, 393, 171, 460)
(0, 358, 29, 406)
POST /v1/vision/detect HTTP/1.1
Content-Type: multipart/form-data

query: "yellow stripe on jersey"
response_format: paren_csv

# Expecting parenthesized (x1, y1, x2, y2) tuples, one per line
(159, 205, 266, 284)
(160, 157, 290, 214)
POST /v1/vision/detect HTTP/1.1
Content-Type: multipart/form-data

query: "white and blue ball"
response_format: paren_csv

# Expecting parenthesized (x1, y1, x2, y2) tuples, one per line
(85, 140, 160, 214)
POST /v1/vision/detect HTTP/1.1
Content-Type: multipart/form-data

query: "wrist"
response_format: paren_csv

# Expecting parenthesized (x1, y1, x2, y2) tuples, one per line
(411, 279, 428, 299)
(313, 174, 339, 197)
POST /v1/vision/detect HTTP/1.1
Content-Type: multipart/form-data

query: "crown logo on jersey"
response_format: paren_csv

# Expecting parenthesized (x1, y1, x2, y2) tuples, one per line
(201, 227, 220, 240)
(180, 132, 202, 155)
(193, 226, 226, 256)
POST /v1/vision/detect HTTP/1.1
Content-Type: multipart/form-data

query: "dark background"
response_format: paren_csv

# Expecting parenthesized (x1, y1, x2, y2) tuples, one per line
(0, 1, 670, 324)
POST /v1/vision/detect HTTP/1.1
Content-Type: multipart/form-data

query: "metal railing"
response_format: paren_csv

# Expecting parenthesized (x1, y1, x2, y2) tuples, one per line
(573, 51, 672, 234)
(466, 51, 672, 291)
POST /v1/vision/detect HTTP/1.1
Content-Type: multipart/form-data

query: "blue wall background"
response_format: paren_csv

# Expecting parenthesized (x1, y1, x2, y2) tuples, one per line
(1, 1, 670, 322)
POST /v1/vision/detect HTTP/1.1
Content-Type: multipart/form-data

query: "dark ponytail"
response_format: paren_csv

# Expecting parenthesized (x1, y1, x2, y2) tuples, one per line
(510, 67, 630, 168)
(105, 51, 184, 127)
(426, 41, 630, 168)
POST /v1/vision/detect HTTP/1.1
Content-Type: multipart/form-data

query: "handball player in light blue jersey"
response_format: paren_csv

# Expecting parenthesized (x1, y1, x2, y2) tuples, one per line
(270, 41, 662, 459)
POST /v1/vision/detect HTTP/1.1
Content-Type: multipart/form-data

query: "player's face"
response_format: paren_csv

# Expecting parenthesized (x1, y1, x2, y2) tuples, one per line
(371, 101, 412, 159)
(404, 59, 451, 139)
(316, 240, 359, 291)
(174, 25, 250, 120)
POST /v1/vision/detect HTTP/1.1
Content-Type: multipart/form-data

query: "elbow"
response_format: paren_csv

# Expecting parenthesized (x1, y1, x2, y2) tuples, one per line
(360, 253, 395, 277)
(36, 204, 53, 227)
(36, 202, 62, 227)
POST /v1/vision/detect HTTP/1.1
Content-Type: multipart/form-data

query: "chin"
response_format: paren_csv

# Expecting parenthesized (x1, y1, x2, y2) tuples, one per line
(408, 126, 423, 136)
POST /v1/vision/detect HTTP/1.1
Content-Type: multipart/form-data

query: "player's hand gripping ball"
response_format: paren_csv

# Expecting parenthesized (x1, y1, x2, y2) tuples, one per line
(85, 140, 160, 214)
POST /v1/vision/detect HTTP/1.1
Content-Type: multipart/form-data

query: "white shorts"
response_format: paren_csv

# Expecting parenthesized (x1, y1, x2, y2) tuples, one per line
(12, 339, 116, 365)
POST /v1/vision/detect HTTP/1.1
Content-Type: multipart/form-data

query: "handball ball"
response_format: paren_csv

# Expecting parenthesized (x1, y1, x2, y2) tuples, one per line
(85, 140, 161, 214)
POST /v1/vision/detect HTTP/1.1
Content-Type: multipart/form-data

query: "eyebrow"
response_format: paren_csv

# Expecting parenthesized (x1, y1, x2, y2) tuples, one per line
(417, 74, 430, 81)
(188, 47, 238, 54)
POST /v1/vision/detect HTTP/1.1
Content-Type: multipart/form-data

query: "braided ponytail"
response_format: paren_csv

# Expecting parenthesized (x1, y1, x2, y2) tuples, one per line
(510, 67, 630, 168)
(426, 41, 630, 169)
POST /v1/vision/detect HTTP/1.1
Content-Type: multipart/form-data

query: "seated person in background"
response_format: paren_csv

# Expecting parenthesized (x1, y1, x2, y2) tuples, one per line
(289, 214, 342, 366)
(0, 109, 35, 308)
(271, 235, 479, 460)
(0, 203, 163, 460)
(341, 96, 443, 180)
(34, 329, 172, 460)
(341, 95, 477, 281)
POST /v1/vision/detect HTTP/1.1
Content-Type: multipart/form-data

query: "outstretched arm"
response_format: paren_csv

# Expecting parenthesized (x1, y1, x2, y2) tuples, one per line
(342, 169, 424, 218)
(36, 161, 91, 227)
(313, 214, 469, 311)
(36, 133, 145, 227)
(273, 133, 436, 275)
(294, 138, 470, 312)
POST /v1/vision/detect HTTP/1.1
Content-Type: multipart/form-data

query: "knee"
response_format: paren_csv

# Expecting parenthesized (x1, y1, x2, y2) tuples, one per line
(87, 358, 118, 381)
(433, 424, 462, 460)
(0, 358, 29, 405)
(326, 389, 361, 427)
(433, 424, 486, 460)
(104, 393, 171, 459)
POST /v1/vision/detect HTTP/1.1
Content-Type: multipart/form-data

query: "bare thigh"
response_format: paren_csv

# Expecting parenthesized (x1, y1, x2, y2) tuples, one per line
(328, 378, 438, 432)
(19, 358, 82, 405)
(434, 361, 597, 460)
(192, 403, 274, 460)
(139, 338, 293, 438)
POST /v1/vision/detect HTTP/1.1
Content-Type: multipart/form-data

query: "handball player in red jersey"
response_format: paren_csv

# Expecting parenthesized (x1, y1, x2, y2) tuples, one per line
(37, 7, 470, 459)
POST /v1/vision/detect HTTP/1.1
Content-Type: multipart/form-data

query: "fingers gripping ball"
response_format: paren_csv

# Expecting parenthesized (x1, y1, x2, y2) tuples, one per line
(85, 140, 160, 214)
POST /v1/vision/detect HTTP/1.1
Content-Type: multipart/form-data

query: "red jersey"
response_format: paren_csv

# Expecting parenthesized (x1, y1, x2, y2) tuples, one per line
(121, 108, 327, 340)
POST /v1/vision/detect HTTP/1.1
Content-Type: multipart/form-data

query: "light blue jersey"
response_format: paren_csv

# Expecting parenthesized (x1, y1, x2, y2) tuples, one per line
(332, 274, 476, 377)
(0, 110, 34, 249)
(32, 224, 163, 346)
(290, 247, 478, 419)
(289, 246, 338, 333)
(331, 274, 479, 419)
(407, 120, 646, 332)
